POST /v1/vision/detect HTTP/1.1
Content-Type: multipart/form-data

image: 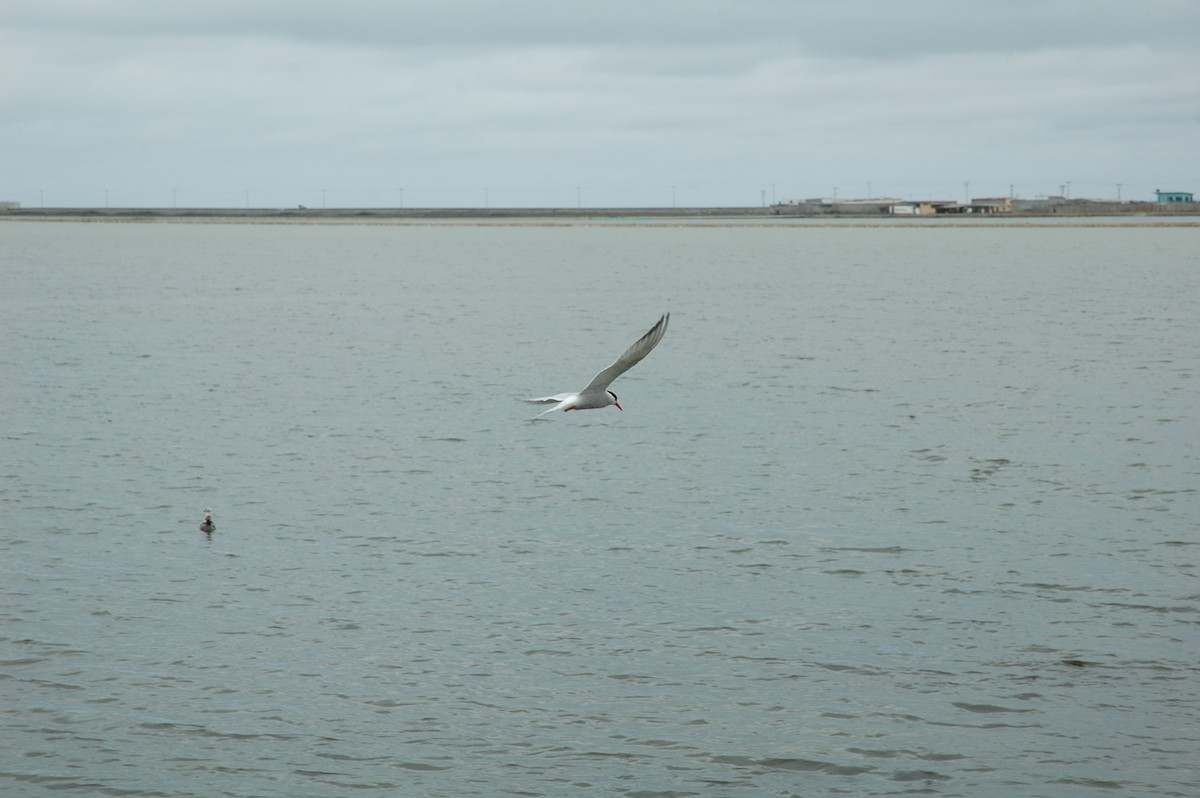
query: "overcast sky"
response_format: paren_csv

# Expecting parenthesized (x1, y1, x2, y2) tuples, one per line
(3, 0, 1198, 208)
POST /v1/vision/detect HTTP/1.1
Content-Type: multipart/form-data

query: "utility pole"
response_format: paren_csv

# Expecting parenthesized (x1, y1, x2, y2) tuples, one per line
(398, 188, 404, 208)
(1117, 183, 1122, 202)
(671, 185, 676, 207)
(484, 187, 489, 208)
(577, 186, 581, 209)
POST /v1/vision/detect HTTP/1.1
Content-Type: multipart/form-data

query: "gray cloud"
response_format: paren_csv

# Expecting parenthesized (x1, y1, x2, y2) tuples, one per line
(13, 0, 1195, 54)
(3, 0, 1197, 207)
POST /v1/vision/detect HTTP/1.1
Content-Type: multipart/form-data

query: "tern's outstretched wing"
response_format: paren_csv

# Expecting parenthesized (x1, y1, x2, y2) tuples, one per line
(582, 313, 669, 394)
(523, 393, 574, 404)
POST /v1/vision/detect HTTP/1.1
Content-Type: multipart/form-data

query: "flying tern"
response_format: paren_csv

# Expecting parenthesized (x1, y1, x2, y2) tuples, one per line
(525, 313, 669, 417)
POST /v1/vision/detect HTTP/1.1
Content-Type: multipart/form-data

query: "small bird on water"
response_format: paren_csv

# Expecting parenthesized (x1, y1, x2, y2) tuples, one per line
(200, 509, 215, 534)
(524, 313, 669, 417)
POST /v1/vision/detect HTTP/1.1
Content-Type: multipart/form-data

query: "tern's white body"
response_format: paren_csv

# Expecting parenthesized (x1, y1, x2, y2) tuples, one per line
(525, 313, 669, 417)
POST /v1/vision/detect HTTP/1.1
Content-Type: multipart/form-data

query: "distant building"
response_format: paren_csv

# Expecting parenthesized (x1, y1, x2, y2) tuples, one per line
(0, 201, 20, 209)
(1012, 195, 1070, 213)
(774, 197, 905, 215)
(1155, 190, 1194, 204)
(971, 197, 1014, 213)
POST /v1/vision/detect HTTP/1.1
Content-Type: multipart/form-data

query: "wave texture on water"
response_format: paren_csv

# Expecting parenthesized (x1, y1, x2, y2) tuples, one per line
(2, 221, 1198, 797)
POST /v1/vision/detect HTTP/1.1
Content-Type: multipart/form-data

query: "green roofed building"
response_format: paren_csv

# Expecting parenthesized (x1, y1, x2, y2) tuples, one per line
(1155, 190, 1194, 204)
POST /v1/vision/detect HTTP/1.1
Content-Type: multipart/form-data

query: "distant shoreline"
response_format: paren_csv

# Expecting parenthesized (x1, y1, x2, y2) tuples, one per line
(2, 205, 1198, 226)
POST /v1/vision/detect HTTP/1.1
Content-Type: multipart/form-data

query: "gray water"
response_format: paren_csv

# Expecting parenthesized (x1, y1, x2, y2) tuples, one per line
(2, 219, 1198, 797)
